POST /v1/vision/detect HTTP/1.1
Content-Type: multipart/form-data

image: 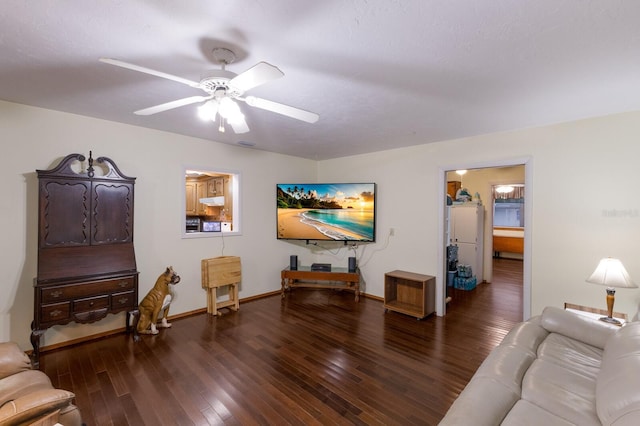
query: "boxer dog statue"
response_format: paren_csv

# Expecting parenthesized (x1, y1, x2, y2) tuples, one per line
(136, 266, 181, 335)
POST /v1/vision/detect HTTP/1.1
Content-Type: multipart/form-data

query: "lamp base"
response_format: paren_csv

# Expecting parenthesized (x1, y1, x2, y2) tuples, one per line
(599, 316, 621, 325)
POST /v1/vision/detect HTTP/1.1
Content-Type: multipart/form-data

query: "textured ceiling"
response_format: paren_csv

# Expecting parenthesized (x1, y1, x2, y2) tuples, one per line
(1, 1, 640, 160)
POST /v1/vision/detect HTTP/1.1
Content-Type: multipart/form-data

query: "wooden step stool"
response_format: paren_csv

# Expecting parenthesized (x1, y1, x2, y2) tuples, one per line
(201, 256, 241, 316)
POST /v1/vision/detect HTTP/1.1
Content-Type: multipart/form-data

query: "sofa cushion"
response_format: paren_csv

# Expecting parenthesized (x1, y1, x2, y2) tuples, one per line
(502, 399, 576, 426)
(596, 321, 640, 425)
(518, 328, 605, 425)
(541, 306, 618, 349)
(537, 333, 603, 379)
(0, 342, 31, 380)
(521, 334, 603, 425)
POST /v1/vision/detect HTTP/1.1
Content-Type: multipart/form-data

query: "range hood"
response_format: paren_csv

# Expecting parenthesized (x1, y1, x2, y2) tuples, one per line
(199, 196, 225, 206)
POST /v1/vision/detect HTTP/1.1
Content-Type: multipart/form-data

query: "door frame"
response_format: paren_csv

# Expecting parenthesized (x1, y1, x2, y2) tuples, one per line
(437, 156, 533, 321)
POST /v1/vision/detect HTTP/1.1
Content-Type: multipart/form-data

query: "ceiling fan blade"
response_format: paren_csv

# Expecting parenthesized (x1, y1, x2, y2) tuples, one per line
(244, 96, 319, 123)
(99, 58, 201, 88)
(230, 62, 284, 92)
(134, 95, 211, 116)
(228, 115, 250, 134)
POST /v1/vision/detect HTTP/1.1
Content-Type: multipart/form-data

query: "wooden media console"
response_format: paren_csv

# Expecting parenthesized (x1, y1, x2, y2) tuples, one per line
(281, 266, 360, 301)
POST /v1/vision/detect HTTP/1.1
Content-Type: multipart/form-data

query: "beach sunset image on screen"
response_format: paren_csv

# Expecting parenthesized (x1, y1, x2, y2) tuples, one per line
(276, 183, 376, 242)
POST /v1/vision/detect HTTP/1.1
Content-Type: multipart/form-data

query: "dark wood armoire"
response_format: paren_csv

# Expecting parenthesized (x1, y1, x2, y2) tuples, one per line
(31, 152, 138, 365)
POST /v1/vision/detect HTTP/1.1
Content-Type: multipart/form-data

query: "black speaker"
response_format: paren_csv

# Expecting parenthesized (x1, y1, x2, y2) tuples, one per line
(290, 255, 298, 270)
(348, 256, 357, 273)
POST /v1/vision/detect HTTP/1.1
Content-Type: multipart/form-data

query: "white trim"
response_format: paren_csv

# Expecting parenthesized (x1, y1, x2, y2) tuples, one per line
(438, 156, 532, 321)
(182, 165, 242, 238)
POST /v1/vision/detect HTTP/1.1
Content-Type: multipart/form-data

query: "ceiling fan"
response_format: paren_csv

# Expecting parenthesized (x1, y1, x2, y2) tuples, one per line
(99, 48, 319, 134)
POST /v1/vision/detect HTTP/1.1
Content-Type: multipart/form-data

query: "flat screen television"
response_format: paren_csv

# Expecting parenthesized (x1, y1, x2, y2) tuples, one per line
(277, 183, 376, 242)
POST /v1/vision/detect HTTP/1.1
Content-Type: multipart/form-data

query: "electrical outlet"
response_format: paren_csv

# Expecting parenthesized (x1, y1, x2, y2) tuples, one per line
(390, 227, 395, 236)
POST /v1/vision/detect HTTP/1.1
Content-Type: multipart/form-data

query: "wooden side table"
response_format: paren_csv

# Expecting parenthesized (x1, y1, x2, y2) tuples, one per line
(564, 302, 627, 326)
(384, 270, 435, 319)
(201, 256, 241, 316)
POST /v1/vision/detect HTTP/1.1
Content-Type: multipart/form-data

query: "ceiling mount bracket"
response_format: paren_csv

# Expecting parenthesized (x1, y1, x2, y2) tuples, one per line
(212, 48, 236, 67)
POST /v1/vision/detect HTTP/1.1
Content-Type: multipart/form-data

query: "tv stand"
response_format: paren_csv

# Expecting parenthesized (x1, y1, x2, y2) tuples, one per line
(281, 266, 360, 301)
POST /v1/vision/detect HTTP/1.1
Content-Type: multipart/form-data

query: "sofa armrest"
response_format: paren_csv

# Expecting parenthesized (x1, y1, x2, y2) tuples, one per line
(439, 320, 547, 425)
(0, 388, 76, 425)
(0, 342, 32, 380)
(541, 306, 618, 349)
(597, 321, 640, 425)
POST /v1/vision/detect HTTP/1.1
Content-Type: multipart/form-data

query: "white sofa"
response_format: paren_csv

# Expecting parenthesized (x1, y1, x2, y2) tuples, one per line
(439, 306, 640, 425)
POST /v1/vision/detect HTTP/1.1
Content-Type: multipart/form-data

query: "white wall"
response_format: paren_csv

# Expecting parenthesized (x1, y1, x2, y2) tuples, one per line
(3, 100, 640, 350)
(320, 111, 640, 321)
(0, 100, 317, 349)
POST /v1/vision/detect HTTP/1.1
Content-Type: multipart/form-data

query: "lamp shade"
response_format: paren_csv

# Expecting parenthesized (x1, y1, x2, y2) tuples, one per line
(586, 258, 637, 289)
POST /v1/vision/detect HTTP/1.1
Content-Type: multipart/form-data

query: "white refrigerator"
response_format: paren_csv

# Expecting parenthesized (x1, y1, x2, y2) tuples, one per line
(450, 204, 484, 283)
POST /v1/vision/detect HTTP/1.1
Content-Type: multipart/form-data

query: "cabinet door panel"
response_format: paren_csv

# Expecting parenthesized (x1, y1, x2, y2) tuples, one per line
(207, 177, 224, 196)
(185, 181, 197, 215)
(40, 180, 90, 247)
(92, 182, 134, 244)
(196, 181, 208, 215)
(452, 207, 478, 243)
(456, 242, 478, 272)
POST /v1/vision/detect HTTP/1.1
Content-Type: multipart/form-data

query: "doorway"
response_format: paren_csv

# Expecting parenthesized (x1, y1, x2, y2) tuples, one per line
(438, 159, 531, 321)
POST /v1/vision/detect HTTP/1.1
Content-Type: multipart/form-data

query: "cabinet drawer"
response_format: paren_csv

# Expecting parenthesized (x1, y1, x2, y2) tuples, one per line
(41, 276, 135, 303)
(41, 302, 70, 323)
(73, 295, 109, 312)
(73, 308, 109, 323)
(111, 290, 136, 309)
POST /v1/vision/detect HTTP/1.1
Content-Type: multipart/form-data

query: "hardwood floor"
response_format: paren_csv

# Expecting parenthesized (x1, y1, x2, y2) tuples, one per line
(39, 259, 523, 426)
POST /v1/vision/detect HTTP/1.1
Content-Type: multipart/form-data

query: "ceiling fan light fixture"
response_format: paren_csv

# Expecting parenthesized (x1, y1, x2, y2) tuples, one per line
(198, 100, 218, 121)
(218, 97, 244, 122)
(100, 49, 318, 132)
(227, 112, 245, 125)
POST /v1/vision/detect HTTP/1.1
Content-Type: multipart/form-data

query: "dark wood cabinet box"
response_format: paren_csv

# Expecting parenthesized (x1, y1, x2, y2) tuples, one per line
(32, 153, 138, 365)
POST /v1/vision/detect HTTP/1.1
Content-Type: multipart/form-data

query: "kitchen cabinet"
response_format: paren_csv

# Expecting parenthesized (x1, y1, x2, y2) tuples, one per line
(450, 204, 484, 283)
(185, 175, 233, 225)
(33, 152, 138, 365)
(222, 176, 232, 220)
(185, 178, 209, 216)
(207, 177, 224, 196)
(447, 181, 461, 200)
(185, 181, 197, 215)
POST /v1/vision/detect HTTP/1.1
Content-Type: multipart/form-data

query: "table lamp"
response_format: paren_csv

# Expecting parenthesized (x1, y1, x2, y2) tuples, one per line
(586, 257, 637, 325)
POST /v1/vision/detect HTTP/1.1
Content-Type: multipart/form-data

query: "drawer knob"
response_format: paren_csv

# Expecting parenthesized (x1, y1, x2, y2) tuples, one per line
(118, 297, 128, 305)
(50, 290, 63, 298)
(49, 310, 62, 318)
